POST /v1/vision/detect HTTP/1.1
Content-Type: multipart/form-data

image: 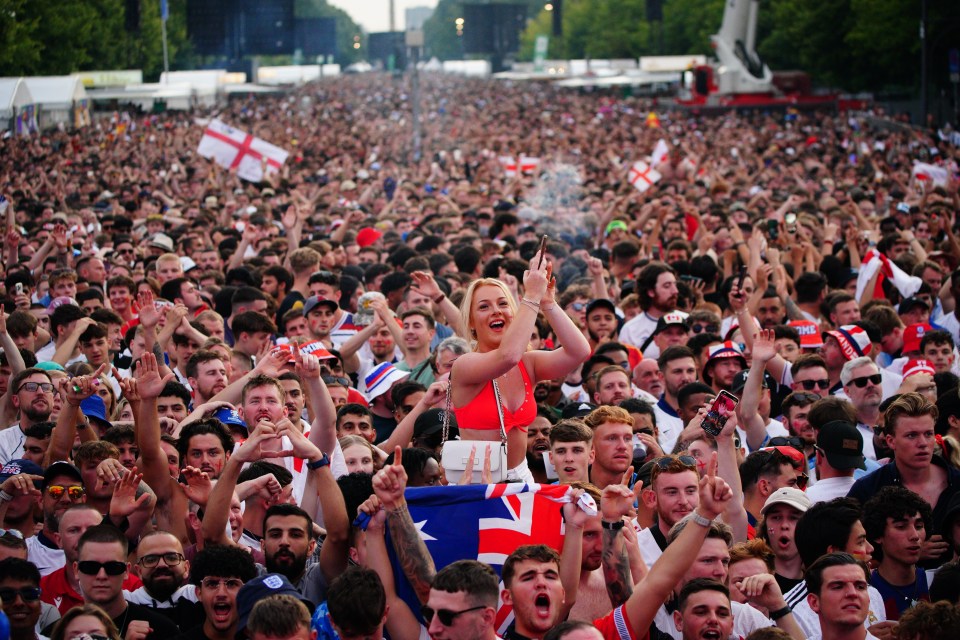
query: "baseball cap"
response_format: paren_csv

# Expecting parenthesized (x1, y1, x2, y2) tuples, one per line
(302, 295, 338, 316)
(730, 369, 775, 394)
(0, 459, 44, 483)
(816, 420, 866, 470)
(561, 402, 597, 420)
(44, 461, 83, 486)
(899, 297, 931, 315)
(760, 487, 812, 516)
(215, 407, 247, 433)
(360, 363, 410, 402)
(901, 323, 933, 354)
(654, 311, 690, 335)
(236, 574, 312, 631)
(584, 298, 617, 318)
(413, 409, 459, 445)
(823, 325, 871, 361)
(340, 180, 358, 191)
(902, 358, 936, 378)
(788, 320, 824, 349)
(355, 227, 382, 248)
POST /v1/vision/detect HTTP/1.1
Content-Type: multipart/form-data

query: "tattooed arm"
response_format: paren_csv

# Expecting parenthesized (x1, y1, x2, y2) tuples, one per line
(599, 484, 635, 608)
(374, 447, 436, 604)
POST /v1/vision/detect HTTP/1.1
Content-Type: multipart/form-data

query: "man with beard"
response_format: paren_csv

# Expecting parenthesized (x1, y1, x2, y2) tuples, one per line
(593, 366, 633, 407)
(74, 524, 180, 640)
(526, 409, 553, 484)
(583, 406, 634, 490)
(126, 532, 200, 626)
(278, 372, 308, 429)
(0, 558, 45, 640)
(0, 369, 54, 463)
(701, 342, 746, 394)
(201, 420, 350, 606)
(27, 462, 87, 576)
(653, 347, 698, 456)
(41, 504, 142, 615)
(171, 545, 258, 640)
(620, 262, 679, 358)
(186, 351, 229, 407)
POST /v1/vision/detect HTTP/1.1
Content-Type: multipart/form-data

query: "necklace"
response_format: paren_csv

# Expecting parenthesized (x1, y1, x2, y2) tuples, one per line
(878, 570, 923, 609)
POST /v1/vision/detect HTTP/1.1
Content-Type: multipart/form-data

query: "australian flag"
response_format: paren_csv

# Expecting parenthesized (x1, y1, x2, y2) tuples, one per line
(387, 483, 573, 633)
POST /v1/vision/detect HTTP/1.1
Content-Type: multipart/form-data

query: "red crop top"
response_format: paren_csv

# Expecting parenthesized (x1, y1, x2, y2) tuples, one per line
(452, 360, 536, 432)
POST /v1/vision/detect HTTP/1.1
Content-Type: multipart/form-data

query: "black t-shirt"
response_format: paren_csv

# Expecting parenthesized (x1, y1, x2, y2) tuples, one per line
(775, 573, 804, 596)
(114, 603, 181, 640)
(171, 624, 217, 640)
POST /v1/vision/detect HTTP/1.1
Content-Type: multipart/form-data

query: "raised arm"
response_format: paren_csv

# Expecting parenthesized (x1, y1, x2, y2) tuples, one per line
(45, 365, 107, 465)
(374, 447, 436, 604)
(134, 353, 177, 506)
(380, 380, 445, 452)
(410, 271, 466, 337)
(740, 329, 776, 451)
(715, 411, 749, 542)
(621, 454, 732, 633)
(527, 266, 592, 381)
(450, 249, 550, 387)
(294, 344, 338, 458)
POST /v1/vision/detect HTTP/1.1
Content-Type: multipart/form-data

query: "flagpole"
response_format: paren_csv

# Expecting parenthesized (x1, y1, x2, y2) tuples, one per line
(161, 0, 170, 82)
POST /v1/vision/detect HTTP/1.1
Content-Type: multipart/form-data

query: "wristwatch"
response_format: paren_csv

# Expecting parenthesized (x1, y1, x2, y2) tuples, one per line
(307, 453, 330, 470)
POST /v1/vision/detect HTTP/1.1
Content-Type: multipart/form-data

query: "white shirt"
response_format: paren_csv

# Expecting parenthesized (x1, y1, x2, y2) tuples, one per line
(654, 600, 773, 639)
(804, 476, 856, 504)
(26, 534, 65, 576)
(940, 311, 960, 344)
(652, 403, 684, 455)
(635, 526, 663, 569)
(0, 423, 26, 463)
(619, 312, 660, 352)
(786, 579, 885, 637)
(124, 583, 198, 607)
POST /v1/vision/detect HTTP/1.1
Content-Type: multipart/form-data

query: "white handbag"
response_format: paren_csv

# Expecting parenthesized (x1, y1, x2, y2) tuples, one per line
(440, 374, 508, 485)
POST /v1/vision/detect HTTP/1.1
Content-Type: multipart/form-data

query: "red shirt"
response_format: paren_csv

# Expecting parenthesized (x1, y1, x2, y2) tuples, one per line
(41, 566, 143, 615)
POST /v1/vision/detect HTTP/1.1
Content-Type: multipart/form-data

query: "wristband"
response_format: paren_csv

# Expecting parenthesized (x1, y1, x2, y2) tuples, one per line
(690, 512, 712, 528)
(600, 519, 625, 530)
(307, 453, 330, 470)
(433, 293, 445, 304)
(0, 490, 13, 502)
(769, 605, 792, 620)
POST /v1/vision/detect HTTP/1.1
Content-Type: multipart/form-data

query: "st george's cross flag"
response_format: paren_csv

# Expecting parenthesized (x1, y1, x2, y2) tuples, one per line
(629, 161, 661, 192)
(651, 139, 669, 167)
(912, 161, 949, 187)
(197, 119, 289, 183)
(499, 155, 541, 178)
(855, 248, 923, 302)
(384, 483, 592, 635)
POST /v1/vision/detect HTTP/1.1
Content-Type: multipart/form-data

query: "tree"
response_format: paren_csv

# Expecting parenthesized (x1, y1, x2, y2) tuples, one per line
(295, 0, 364, 64)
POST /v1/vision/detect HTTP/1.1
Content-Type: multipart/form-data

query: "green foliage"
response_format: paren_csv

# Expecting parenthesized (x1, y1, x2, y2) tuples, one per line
(295, 0, 364, 64)
(422, 0, 464, 61)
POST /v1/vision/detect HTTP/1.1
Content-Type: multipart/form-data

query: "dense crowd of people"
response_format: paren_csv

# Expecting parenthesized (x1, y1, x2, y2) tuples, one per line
(1, 72, 960, 640)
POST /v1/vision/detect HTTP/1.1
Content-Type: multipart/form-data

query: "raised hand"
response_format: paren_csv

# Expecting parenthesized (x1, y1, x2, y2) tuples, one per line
(562, 487, 591, 529)
(752, 328, 778, 364)
(523, 249, 550, 303)
(252, 346, 287, 378)
(358, 494, 387, 533)
(600, 482, 636, 522)
(410, 271, 441, 300)
(275, 419, 321, 461)
(293, 342, 321, 380)
(586, 256, 604, 278)
(63, 362, 109, 406)
(697, 452, 733, 520)
(373, 446, 408, 510)
(233, 421, 289, 464)
(735, 573, 786, 611)
(179, 466, 212, 505)
(421, 380, 447, 408)
(136, 353, 175, 400)
(109, 468, 152, 519)
(136, 291, 160, 329)
(96, 458, 128, 487)
(0, 473, 43, 501)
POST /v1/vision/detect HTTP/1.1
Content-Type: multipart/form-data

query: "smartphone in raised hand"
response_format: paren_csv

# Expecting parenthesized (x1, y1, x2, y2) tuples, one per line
(537, 235, 549, 268)
(701, 391, 739, 437)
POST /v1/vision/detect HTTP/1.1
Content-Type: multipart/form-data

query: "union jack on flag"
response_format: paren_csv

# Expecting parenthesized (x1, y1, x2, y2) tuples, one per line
(386, 483, 575, 634)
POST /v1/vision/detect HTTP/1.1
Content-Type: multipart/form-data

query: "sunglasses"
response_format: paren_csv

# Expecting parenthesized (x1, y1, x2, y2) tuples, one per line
(77, 560, 127, 576)
(789, 392, 822, 403)
(651, 455, 697, 481)
(570, 302, 587, 312)
(768, 436, 805, 451)
(848, 374, 882, 388)
(798, 379, 830, 391)
(0, 587, 42, 603)
(691, 323, 719, 334)
(17, 382, 54, 393)
(322, 375, 351, 387)
(46, 485, 85, 501)
(138, 552, 184, 568)
(420, 605, 487, 626)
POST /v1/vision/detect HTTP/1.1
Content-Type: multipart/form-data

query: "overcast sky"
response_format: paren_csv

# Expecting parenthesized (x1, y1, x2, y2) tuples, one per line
(326, 0, 439, 33)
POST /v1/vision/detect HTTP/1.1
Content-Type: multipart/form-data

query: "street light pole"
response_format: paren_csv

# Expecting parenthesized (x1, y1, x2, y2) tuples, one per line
(407, 29, 424, 163)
